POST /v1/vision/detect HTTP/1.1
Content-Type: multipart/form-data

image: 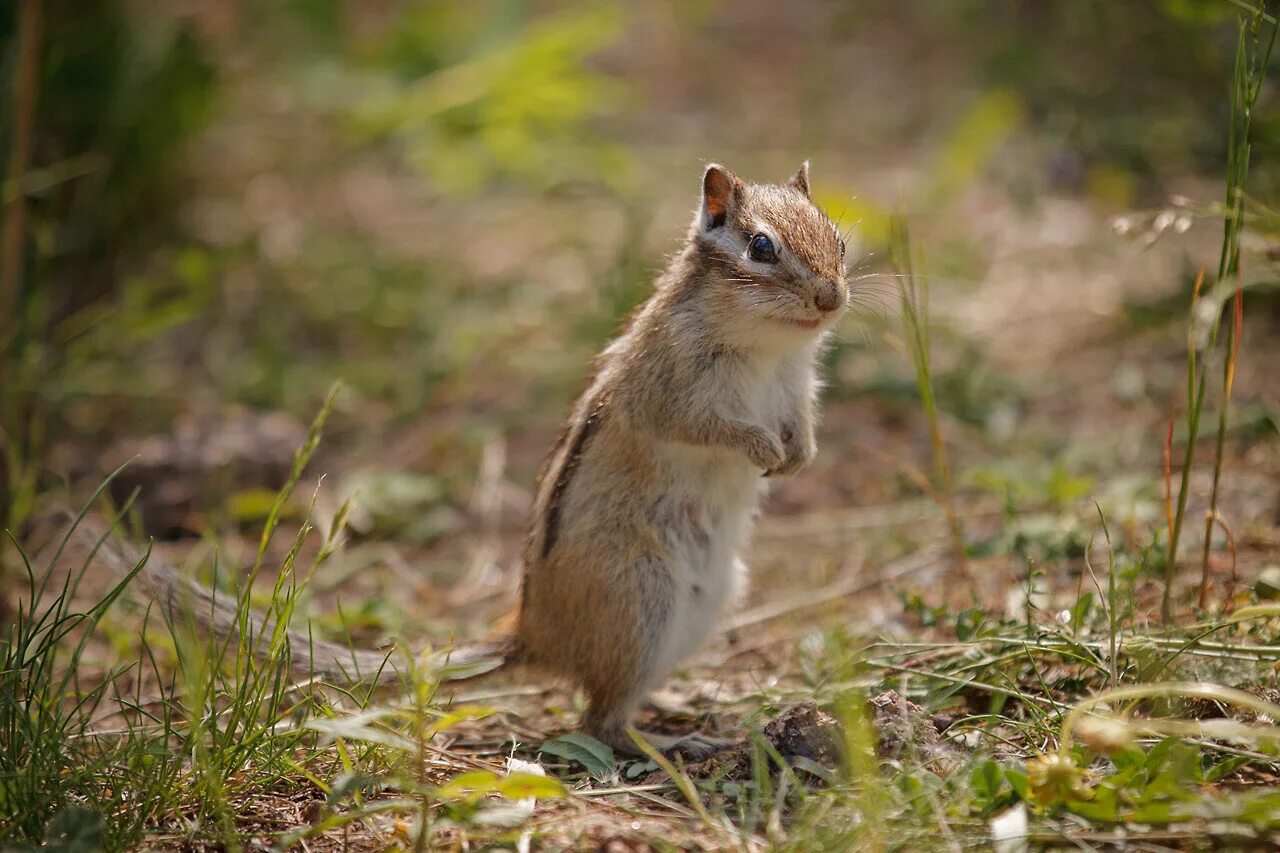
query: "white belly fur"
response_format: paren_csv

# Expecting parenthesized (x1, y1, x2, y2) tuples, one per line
(647, 441, 761, 689)
(643, 350, 812, 691)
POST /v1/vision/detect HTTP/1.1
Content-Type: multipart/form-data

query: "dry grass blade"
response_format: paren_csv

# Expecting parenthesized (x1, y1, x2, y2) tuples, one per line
(886, 214, 967, 579)
(0, 0, 41, 366)
(1200, 285, 1245, 610)
(1166, 11, 1277, 621)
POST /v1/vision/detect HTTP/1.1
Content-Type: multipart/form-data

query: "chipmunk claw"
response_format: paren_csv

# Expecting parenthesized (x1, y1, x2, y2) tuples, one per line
(663, 732, 735, 762)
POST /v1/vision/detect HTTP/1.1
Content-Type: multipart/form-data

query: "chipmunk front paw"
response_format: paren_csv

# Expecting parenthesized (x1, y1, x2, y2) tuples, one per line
(741, 425, 786, 472)
(767, 424, 816, 476)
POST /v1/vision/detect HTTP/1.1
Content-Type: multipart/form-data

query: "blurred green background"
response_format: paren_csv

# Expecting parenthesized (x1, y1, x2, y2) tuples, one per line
(2, 0, 1277, 545)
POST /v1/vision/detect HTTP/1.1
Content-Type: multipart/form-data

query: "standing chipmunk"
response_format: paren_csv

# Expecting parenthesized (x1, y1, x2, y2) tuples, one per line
(76, 162, 848, 759)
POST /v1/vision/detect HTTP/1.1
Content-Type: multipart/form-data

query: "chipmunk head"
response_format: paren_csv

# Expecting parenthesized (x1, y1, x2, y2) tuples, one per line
(691, 162, 847, 341)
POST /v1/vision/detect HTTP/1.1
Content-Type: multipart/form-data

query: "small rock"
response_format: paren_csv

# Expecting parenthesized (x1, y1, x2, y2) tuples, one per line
(761, 700, 844, 771)
(870, 690, 965, 770)
(651, 694, 966, 786)
(664, 700, 843, 784)
(300, 799, 326, 824)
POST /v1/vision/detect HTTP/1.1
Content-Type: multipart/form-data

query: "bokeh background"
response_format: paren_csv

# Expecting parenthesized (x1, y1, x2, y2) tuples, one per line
(3, 0, 1278, 634)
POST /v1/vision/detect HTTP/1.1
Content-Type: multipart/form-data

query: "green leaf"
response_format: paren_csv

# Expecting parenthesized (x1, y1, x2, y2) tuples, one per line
(1005, 767, 1029, 799)
(1237, 790, 1280, 827)
(969, 759, 1004, 805)
(435, 770, 565, 802)
(1203, 754, 1250, 783)
(1069, 591, 1093, 632)
(1066, 786, 1119, 823)
(1130, 800, 1179, 824)
(624, 759, 658, 779)
(1108, 745, 1147, 775)
(437, 770, 503, 802)
(497, 773, 567, 800)
(539, 732, 615, 776)
(955, 607, 987, 641)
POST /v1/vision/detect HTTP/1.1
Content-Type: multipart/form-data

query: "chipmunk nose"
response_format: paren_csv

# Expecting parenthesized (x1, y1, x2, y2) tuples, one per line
(813, 280, 844, 313)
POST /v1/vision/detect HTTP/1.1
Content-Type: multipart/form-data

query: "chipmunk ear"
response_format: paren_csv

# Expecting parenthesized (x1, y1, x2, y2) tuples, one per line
(701, 164, 742, 230)
(787, 160, 811, 198)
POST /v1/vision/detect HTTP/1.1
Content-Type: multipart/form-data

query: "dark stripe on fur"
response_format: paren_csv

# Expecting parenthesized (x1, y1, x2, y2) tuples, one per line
(540, 396, 607, 559)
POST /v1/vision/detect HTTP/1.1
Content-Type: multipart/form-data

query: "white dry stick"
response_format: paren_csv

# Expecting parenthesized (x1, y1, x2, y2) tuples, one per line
(990, 802, 1028, 853)
(506, 755, 546, 853)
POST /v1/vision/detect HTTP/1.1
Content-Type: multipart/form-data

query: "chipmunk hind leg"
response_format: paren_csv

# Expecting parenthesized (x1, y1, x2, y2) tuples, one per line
(585, 689, 732, 762)
(576, 555, 732, 762)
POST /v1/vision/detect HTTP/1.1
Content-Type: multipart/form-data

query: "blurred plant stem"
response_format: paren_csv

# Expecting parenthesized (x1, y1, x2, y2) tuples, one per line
(1, 0, 40, 367)
(0, 0, 42, 608)
(1200, 287, 1242, 609)
(1197, 11, 1269, 614)
(887, 214, 967, 579)
(1164, 9, 1276, 623)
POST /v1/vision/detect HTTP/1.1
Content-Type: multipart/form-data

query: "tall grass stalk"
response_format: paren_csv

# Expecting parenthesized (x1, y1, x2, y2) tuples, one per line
(170, 383, 342, 837)
(0, 0, 43, 604)
(1199, 286, 1244, 608)
(887, 215, 967, 576)
(0, 0, 40, 368)
(1163, 9, 1276, 622)
(1061, 682, 1280, 755)
(1094, 504, 1119, 690)
(1, 388, 353, 848)
(0, 477, 161, 845)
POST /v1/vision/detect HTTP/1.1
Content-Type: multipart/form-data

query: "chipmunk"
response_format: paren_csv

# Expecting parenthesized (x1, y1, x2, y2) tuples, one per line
(75, 161, 849, 760)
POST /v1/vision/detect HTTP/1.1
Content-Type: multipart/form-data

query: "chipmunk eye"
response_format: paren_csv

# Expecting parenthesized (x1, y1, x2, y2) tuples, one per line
(748, 233, 777, 263)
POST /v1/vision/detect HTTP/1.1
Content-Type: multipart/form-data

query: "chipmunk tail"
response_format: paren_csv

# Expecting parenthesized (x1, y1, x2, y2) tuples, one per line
(52, 509, 515, 688)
